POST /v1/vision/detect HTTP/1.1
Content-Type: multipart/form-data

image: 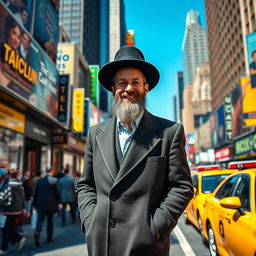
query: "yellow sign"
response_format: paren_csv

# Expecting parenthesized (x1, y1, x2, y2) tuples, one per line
(0, 104, 25, 133)
(240, 77, 256, 126)
(72, 88, 84, 132)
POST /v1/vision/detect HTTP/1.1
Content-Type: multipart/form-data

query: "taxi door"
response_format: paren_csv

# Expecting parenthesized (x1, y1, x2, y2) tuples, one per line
(220, 175, 254, 256)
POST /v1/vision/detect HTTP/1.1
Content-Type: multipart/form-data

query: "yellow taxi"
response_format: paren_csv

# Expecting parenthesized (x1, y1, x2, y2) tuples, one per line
(184, 165, 237, 241)
(203, 161, 256, 256)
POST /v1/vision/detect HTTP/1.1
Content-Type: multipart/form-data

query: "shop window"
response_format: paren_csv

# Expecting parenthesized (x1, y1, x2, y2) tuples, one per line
(0, 127, 24, 169)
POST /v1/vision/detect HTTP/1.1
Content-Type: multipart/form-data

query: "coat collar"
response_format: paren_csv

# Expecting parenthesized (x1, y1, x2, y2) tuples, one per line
(96, 110, 162, 184)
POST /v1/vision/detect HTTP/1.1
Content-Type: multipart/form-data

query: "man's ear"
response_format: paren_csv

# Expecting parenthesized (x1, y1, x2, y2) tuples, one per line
(144, 83, 149, 95)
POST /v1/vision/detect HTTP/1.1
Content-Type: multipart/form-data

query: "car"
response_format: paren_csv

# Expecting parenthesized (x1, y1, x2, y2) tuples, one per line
(203, 161, 256, 256)
(184, 165, 237, 241)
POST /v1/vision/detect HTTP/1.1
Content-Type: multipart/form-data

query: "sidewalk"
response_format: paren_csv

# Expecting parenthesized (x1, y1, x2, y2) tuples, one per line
(0, 213, 88, 256)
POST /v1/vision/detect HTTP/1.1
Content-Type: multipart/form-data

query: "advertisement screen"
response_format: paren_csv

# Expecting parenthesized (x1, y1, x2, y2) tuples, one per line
(2, 0, 33, 31)
(246, 32, 256, 89)
(0, 6, 59, 118)
(240, 77, 256, 126)
(33, 0, 59, 63)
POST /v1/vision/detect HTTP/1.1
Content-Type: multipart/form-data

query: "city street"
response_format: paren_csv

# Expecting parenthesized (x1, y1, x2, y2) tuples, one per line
(2, 214, 88, 256)
(0, 213, 212, 256)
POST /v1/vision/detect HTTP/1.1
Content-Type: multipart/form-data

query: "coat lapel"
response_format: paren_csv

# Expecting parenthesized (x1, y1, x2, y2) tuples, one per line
(114, 111, 162, 184)
(96, 117, 119, 181)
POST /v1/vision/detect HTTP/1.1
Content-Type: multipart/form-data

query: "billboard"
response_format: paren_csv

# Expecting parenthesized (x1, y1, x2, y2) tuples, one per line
(240, 77, 256, 126)
(33, 0, 59, 63)
(57, 44, 75, 85)
(246, 32, 256, 88)
(0, 6, 59, 118)
(1, 0, 33, 31)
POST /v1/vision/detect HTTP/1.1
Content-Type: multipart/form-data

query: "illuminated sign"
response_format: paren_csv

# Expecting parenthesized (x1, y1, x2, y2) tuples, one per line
(72, 88, 84, 132)
(224, 96, 232, 140)
(58, 74, 70, 124)
(0, 104, 25, 133)
(234, 134, 253, 156)
(215, 146, 231, 161)
(89, 65, 99, 107)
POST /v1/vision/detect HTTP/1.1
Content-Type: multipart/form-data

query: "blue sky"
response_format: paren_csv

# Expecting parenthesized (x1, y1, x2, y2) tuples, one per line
(124, 0, 206, 120)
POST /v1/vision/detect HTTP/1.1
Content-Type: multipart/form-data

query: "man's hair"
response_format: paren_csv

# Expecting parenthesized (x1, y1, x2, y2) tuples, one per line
(64, 168, 70, 174)
(232, 86, 241, 106)
(45, 167, 52, 173)
(251, 50, 256, 58)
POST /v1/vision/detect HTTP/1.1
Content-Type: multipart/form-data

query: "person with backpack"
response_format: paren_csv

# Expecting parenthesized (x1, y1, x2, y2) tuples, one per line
(0, 168, 26, 255)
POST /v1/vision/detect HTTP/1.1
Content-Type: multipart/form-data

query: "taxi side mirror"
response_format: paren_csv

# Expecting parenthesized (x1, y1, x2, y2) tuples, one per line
(193, 187, 198, 195)
(219, 197, 242, 209)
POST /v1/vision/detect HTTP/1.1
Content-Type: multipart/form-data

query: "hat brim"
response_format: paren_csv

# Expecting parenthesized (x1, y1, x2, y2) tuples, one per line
(98, 59, 160, 91)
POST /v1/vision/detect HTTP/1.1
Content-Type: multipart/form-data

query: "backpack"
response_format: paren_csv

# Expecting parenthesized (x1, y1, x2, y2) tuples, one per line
(0, 177, 12, 209)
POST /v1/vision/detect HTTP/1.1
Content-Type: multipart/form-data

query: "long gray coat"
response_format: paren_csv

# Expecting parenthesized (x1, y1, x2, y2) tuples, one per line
(76, 111, 193, 256)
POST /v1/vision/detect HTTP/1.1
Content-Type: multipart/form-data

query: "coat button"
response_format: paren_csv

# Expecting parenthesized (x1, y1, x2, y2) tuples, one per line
(109, 218, 116, 228)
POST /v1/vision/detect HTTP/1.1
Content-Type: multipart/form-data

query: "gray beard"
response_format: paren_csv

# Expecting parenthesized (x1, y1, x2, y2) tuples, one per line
(112, 98, 146, 123)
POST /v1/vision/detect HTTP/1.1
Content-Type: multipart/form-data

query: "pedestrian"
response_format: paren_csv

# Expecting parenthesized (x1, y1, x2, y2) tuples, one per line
(58, 168, 76, 226)
(0, 168, 26, 255)
(22, 171, 33, 213)
(33, 167, 61, 247)
(76, 45, 194, 256)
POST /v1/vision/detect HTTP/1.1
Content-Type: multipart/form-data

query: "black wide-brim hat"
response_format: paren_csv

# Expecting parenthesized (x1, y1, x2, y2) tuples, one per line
(98, 46, 160, 91)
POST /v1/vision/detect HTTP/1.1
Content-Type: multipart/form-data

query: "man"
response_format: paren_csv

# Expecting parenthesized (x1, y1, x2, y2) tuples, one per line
(33, 167, 61, 247)
(58, 168, 76, 226)
(76, 46, 193, 256)
(18, 32, 30, 63)
(250, 50, 256, 88)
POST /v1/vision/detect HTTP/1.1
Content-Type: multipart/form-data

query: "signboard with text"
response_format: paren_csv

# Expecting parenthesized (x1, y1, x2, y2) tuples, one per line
(0, 6, 59, 119)
(58, 74, 70, 124)
(89, 65, 99, 107)
(72, 88, 84, 132)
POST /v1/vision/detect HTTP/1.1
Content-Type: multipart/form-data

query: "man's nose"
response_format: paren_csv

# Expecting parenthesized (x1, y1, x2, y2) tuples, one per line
(125, 83, 133, 92)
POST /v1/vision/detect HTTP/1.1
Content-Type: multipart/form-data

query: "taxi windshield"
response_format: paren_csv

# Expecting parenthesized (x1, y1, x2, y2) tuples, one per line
(202, 174, 230, 193)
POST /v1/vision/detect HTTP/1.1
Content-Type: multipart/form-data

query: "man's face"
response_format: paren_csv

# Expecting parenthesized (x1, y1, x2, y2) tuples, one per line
(253, 52, 256, 62)
(111, 67, 149, 105)
(21, 33, 30, 49)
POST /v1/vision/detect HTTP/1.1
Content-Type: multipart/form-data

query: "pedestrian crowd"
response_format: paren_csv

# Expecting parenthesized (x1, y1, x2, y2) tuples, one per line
(0, 160, 81, 255)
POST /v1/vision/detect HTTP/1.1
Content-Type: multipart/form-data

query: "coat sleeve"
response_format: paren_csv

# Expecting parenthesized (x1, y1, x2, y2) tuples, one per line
(153, 123, 194, 239)
(76, 128, 97, 233)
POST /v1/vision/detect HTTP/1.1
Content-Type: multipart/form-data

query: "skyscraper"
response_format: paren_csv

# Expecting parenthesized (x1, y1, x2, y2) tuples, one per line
(182, 10, 209, 86)
(205, 0, 246, 110)
(176, 71, 184, 122)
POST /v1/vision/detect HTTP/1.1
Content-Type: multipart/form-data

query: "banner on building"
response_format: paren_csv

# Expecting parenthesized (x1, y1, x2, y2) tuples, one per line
(33, 0, 59, 63)
(0, 6, 59, 119)
(1, 0, 33, 31)
(58, 74, 70, 124)
(224, 96, 232, 141)
(57, 44, 75, 85)
(231, 85, 244, 137)
(240, 77, 256, 126)
(246, 32, 256, 89)
(126, 30, 134, 46)
(89, 65, 99, 107)
(72, 88, 84, 132)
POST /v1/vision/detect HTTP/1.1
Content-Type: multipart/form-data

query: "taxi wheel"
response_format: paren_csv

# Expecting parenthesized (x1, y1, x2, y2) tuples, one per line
(197, 214, 207, 245)
(208, 224, 219, 256)
(183, 210, 190, 224)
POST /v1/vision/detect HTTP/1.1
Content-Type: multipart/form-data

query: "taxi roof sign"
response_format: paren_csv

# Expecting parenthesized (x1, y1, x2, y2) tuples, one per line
(228, 160, 256, 169)
(196, 165, 219, 171)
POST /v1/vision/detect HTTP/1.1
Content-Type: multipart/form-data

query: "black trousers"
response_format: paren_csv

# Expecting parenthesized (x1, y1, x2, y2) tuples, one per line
(1, 215, 22, 251)
(35, 211, 55, 239)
